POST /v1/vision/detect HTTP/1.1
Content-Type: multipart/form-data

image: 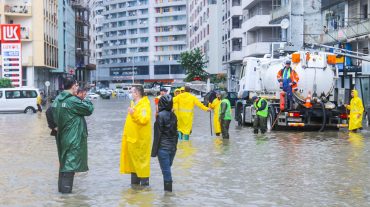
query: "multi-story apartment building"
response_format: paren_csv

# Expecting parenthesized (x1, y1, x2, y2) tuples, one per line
(97, 0, 186, 85)
(57, 0, 76, 89)
(269, 0, 321, 51)
(222, 0, 243, 91)
(188, 0, 223, 75)
(71, 0, 94, 85)
(0, 0, 59, 91)
(89, 0, 104, 86)
(152, 0, 187, 81)
(242, 0, 285, 58)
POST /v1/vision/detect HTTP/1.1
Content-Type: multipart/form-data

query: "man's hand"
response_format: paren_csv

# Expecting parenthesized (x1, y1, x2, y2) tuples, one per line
(207, 108, 211, 112)
(289, 83, 293, 86)
(357, 114, 361, 119)
(128, 107, 135, 115)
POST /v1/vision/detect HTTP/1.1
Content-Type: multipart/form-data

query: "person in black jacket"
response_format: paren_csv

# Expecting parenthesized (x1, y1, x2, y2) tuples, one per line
(151, 95, 178, 192)
(46, 106, 57, 137)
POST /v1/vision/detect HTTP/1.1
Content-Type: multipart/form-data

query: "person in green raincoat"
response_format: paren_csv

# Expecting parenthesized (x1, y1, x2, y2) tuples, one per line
(345, 89, 364, 132)
(52, 77, 94, 193)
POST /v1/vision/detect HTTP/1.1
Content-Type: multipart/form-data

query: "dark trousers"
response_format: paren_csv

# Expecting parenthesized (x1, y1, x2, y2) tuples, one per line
(158, 148, 176, 182)
(253, 116, 267, 134)
(131, 173, 149, 186)
(220, 119, 231, 139)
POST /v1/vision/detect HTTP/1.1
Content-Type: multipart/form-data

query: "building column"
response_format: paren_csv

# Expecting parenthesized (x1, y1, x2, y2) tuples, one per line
(26, 66, 35, 87)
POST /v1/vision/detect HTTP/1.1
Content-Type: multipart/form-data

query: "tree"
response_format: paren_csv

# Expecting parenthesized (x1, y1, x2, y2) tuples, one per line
(178, 48, 209, 82)
(0, 78, 13, 88)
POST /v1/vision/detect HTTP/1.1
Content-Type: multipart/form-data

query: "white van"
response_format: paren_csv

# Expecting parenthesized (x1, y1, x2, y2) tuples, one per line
(0, 88, 40, 113)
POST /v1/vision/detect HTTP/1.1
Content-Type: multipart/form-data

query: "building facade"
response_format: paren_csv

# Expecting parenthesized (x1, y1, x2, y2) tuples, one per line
(242, 0, 285, 58)
(97, 0, 187, 85)
(71, 0, 94, 86)
(57, 0, 76, 89)
(188, 0, 223, 75)
(0, 0, 59, 91)
(222, 0, 243, 92)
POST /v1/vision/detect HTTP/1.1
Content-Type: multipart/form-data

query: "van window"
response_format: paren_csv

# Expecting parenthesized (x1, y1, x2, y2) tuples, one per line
(5, 90, 21, 99)
(22, 90, 37, 98)
(0, 91, 2, 98)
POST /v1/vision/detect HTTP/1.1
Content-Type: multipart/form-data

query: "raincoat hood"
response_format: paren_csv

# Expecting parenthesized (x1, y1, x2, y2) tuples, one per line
(158, 95, 173, 112)
(352, 89, 359, 98)
(56, 91, 73, 102)
(220, 91, 227, 99)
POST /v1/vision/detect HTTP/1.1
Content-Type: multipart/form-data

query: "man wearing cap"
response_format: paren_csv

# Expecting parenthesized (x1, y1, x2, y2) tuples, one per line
(155, 88, 168, 115)
(277, 60, 299, 110)
(219, 91, 232, 139)
(252, 96, 268, 134)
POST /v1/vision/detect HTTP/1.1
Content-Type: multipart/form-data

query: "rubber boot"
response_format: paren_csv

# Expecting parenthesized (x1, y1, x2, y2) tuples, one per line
(183, 134, 189, 141)
(164, 181, 172, 192)
(261, 129, 266, 134)
(178, 131, 182, 140)
(131, 173, 140, 185)
(60, 172, 75, 194)
(216, 133, 221, 136)
(140, 177, 149, 186)
(253, 129, 258, 134)
(58, 172, 62, 192)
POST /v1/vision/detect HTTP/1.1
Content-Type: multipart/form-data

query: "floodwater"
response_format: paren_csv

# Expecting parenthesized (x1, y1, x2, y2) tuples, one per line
(0, 97, 370, 207)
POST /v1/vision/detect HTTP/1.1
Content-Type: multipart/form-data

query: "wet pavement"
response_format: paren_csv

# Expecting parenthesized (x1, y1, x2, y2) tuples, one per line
(1, 97, 370, 207)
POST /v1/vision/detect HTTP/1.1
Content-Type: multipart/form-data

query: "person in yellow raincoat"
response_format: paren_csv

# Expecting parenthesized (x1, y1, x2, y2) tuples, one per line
(208, 91, 222, 136)
(173, 88, 180, 118)
(173, 86, 210, 140)
(120, 85, 152, 186)
(345, 89, 364, 132)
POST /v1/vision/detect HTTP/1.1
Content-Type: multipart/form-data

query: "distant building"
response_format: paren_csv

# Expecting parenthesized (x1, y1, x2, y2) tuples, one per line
(188, 0, 223, 75)
(96, 0, 187, 86)
(0, 0, 59, 91)
(222, 0, 243, 92)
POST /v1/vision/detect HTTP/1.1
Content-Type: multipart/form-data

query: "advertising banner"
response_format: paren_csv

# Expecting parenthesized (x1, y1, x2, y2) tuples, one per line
(1, 24, 22, 87)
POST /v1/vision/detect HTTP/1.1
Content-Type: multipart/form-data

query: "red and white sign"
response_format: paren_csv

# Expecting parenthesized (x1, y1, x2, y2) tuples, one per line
(1, 24, 22, 87)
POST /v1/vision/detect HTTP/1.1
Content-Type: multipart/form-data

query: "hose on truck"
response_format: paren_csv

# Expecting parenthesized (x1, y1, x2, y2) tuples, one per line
(319, 101, 326, 132)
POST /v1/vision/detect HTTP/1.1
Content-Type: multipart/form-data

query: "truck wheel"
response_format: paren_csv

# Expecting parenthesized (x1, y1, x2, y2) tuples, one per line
(267, 107, 276, 131)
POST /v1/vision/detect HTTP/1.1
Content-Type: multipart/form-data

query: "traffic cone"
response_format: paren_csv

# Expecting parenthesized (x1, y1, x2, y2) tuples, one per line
(304, 92, 313, 108)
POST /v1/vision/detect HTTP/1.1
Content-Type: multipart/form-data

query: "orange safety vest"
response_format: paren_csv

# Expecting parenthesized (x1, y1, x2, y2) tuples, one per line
(277, 67, 299, 91)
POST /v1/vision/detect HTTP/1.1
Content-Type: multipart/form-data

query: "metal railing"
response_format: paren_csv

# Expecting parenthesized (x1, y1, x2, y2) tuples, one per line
(4, 5, 32, 15)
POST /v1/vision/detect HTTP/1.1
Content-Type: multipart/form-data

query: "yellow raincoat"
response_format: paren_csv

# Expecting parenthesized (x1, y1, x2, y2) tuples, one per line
(173, 92, 208, 135)
(346, 90, 364, 131)
(120, 96, 152, 177)
(209, 98, 221, 134)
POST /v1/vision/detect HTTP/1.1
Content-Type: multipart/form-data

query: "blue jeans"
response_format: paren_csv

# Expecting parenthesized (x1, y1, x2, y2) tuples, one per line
(157, 148, 176, 182)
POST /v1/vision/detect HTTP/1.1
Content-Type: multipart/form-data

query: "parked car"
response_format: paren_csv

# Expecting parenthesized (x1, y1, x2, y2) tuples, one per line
(0, 88, 40, 113)
(202, 90, 238, 107)
(87, 92, 100, 100)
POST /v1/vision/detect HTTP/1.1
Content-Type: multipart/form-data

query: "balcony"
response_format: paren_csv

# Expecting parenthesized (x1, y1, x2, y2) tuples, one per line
(319, 19, 370, 44)
(76, 49, 91, 56)
(76, 16, 90, 26)
(4, 5, 32, 16)
(245, 42, 271, 57)
(70, 0, 89, 11)
(243, 14, 271, 32)
(21, 27, 32, 41)
(228, 51, 243, 62)
(271, 5, 289, 22)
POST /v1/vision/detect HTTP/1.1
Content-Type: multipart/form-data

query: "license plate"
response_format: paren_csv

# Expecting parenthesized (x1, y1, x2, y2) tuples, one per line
(287, 118, 302, 122)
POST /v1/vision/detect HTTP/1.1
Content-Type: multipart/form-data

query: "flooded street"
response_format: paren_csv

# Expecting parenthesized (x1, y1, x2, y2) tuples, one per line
(1, 98, 370, 207)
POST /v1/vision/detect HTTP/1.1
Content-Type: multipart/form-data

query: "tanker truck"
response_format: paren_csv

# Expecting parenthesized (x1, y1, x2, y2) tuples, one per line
(235, 51, 349, 131)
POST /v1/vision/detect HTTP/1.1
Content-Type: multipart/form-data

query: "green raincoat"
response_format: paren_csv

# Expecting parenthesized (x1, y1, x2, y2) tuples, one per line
(52, 91, 94, 172)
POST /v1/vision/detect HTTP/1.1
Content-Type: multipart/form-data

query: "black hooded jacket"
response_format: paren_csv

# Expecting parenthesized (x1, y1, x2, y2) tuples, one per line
(151, 95, 178, 157)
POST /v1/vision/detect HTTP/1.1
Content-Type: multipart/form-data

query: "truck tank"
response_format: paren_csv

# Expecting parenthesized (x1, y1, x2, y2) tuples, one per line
(241, 51, 337, 104)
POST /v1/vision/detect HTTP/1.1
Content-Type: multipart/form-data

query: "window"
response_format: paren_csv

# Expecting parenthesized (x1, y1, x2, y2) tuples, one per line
(5, 90, 21, 99)
(0, 91, 2, 98)
(22, 90, 37, 98)
(154, 65, 170, 74)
